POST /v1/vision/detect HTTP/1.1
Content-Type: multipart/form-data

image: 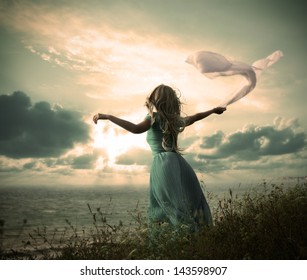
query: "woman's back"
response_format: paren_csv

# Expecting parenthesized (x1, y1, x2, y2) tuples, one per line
(146, 113, 173, 155)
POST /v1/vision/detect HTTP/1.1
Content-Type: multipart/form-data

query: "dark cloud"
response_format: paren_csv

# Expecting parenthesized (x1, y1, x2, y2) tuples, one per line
(199, 123, 305, 161)
(19, 152, 98, 174)
(23, 161, 38, 170)
(182, 120, 306, 174)
(179, 135, 199, 149)
(70, 154, 98, 169)
(0, 91, 90, 158)
(116, 147, 152, 166)
(54, 153, 98, 170)
(200, 131, 224, 149)
(183, 153, 225, 173)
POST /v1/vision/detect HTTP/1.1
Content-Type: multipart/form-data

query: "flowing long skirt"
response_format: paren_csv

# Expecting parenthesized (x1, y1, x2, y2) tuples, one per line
(148, 152, 212, 228)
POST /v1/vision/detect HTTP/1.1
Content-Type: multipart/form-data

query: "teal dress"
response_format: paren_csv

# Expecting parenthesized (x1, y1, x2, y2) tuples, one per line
(146, 113, 212, 228)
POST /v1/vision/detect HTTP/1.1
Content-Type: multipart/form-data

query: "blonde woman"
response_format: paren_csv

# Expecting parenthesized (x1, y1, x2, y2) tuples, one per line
(93, 84, 226, 228)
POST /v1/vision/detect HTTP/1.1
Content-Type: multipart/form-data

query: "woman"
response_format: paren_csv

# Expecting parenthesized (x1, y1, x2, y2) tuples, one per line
(93, 84, 226, 228)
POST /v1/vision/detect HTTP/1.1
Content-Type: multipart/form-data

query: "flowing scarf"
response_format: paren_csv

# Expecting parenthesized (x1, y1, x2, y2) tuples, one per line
(186, 50, 283, 106)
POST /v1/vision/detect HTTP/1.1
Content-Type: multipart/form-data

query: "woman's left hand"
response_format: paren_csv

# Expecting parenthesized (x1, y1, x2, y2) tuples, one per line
(213, 107, 226, 114)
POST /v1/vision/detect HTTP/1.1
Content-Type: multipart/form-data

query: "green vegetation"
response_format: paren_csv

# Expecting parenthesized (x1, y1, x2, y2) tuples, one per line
(1, 183, 306, 260)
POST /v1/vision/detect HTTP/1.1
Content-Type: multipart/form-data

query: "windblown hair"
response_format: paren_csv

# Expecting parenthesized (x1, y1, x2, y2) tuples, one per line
(146, 84, 186, 153)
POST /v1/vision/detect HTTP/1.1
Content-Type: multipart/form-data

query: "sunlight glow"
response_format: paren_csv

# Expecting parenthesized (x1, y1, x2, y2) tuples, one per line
(92, 115, 149, 168)
(1, 1, 224, 103)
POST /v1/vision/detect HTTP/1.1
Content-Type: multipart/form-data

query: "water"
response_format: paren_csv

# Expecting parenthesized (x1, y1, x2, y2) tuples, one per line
(1, 180, 297, 253)
(0, 184, 229, 252)
(0, 185, 149, 252)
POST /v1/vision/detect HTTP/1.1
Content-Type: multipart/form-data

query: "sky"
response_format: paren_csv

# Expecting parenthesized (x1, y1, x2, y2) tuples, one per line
(0, 0, 306, 188)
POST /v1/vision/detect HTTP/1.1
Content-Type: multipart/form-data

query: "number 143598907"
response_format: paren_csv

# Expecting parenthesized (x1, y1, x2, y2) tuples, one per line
(174, 266, 227, 276)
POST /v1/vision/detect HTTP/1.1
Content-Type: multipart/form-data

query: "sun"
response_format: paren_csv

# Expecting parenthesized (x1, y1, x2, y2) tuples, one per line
(92, 118, 148, 165)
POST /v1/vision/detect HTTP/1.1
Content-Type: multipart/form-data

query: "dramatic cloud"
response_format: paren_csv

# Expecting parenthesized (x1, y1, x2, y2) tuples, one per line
(199, 120, 305, 161)
(56, 153, 99, 170)
(183, 118, 306, 175)
(21, 152, 99, 171)
(0, 91, 90, 158)
(116, 147, 152, 167)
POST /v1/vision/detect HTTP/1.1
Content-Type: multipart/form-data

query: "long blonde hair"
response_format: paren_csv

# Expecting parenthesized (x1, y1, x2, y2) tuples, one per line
(146, 84, 186, 153)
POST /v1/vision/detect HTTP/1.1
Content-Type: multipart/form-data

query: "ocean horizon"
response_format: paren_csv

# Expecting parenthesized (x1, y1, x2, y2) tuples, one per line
(0, 178, 303, 253)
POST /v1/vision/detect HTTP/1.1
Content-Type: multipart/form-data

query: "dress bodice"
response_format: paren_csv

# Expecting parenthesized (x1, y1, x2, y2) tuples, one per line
(146, 113, 166, 156)
(146, 113, 173, 156)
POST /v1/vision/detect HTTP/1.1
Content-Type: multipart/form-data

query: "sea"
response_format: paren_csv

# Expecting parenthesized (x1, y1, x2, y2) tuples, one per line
(0, 178, 303, 255)
(0, 185, 151, 253)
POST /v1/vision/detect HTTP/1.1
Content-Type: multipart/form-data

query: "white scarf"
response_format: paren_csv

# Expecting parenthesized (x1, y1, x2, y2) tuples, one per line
(186, 50, 283, 106)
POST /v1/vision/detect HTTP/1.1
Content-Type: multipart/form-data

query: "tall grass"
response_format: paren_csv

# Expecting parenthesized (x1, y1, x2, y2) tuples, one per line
(1, 182, 306, 260)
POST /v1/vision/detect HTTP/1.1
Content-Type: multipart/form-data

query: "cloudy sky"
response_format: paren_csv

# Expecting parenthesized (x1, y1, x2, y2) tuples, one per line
(0, 0, 306, 188)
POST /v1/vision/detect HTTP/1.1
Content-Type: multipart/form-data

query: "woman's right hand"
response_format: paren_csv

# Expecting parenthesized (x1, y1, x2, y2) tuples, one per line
(93, 113, 109, 124)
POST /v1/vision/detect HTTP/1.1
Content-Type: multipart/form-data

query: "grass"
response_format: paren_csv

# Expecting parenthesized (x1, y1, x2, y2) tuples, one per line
(1, 182, 306, 260)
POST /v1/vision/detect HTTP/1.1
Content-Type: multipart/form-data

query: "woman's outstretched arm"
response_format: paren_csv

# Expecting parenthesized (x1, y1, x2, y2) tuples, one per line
(185, 107, 226, 126)
(93, 113, 151, 134)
